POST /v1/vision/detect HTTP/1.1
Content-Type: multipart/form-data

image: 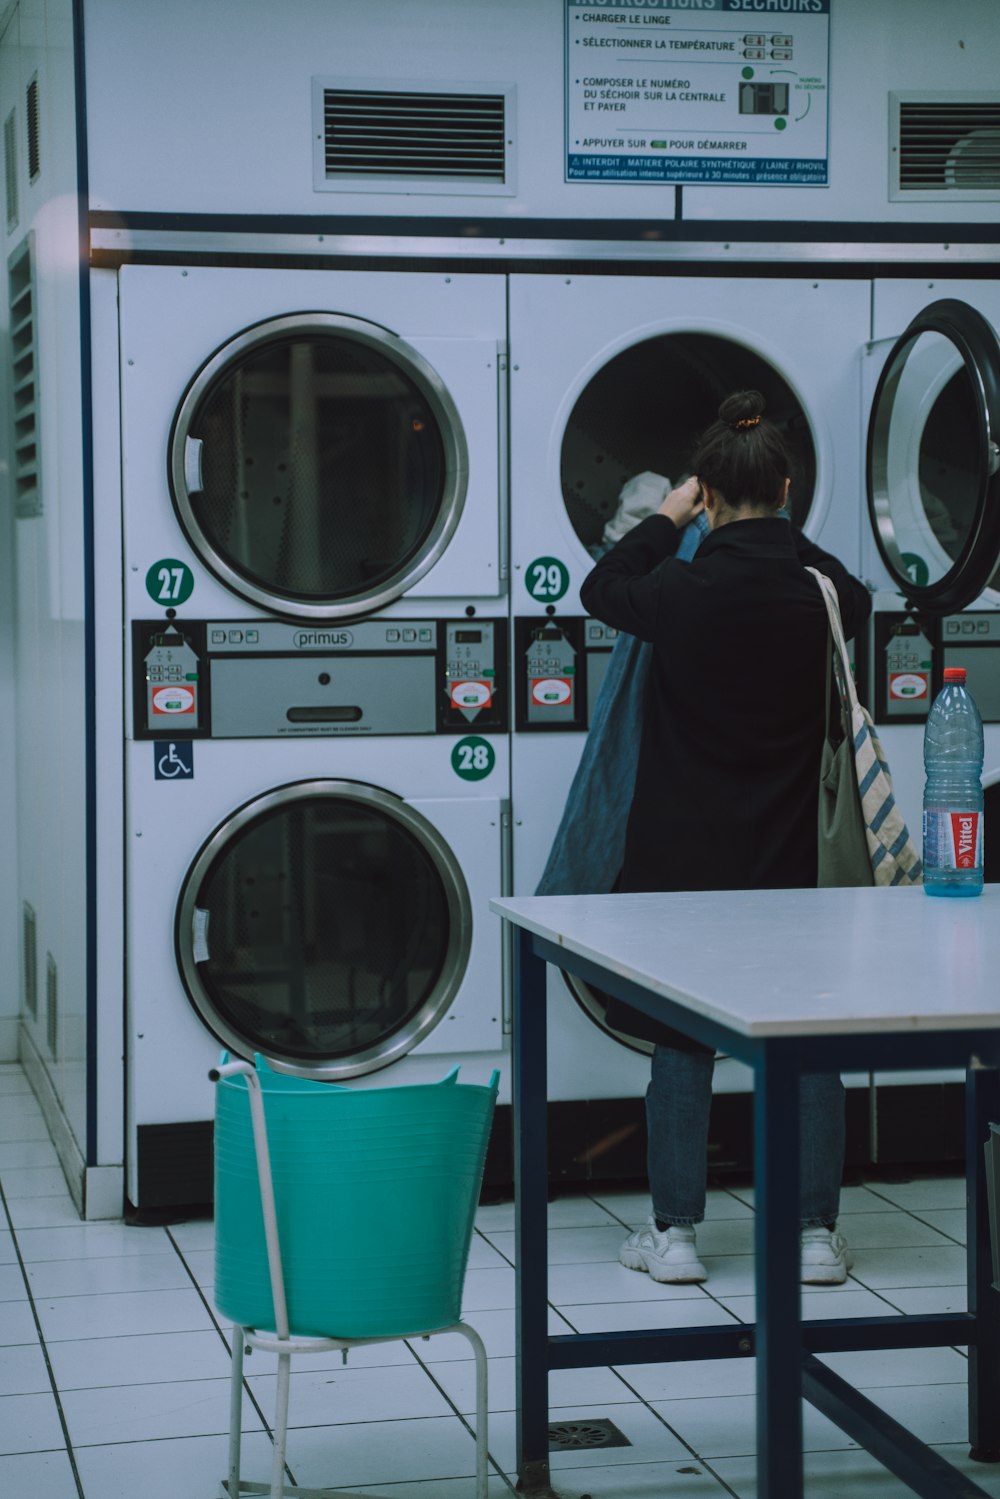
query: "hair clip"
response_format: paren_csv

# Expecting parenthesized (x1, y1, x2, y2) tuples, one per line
(731, 416, 761, 431)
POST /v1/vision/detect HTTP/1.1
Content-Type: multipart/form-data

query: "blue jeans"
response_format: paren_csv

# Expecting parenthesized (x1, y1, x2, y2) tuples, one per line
(646, 1045, 845, 1229)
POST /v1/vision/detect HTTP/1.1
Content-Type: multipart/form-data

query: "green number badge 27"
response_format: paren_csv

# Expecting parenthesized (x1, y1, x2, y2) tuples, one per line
(146, 559, 194, 606)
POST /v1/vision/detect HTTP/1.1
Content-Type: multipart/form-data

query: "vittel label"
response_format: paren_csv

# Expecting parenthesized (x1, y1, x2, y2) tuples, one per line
(923, 809, 982, 871)
(951, 812, 981, 870)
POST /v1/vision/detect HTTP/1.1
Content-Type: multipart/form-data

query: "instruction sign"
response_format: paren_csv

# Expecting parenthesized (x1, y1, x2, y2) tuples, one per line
(566, 0, 830, 186)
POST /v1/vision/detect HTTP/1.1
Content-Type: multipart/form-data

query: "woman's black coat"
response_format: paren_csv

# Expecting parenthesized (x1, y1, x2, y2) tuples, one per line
(580, 514, 872, 898)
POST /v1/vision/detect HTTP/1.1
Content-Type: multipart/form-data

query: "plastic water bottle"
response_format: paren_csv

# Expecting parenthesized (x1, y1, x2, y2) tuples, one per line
(922, 666, 984, 898)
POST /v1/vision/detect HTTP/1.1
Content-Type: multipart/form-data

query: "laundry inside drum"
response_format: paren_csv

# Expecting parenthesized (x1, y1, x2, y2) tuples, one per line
(560, 332, 817, 555)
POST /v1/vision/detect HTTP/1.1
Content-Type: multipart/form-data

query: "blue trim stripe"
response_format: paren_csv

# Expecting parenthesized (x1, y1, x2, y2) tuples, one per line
(868, 795, 894, 835)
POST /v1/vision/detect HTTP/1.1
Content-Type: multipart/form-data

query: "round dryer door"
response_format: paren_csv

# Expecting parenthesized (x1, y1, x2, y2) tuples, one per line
(175, 780, 472, 1076)
(565, 972, 653, 1057)
(867, 299, 1000, 614)
(169, 313, 468, 620)
(560, 332, 817, 551)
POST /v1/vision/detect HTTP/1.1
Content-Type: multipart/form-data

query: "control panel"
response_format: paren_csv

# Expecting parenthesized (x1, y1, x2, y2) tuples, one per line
(514, 616, 617, 732)
(871, 607, 1000, 724)
(130, 619, 508, 739)
(143, 628, 202, 732)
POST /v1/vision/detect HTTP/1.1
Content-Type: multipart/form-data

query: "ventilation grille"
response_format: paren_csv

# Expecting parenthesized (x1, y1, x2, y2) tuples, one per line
(4, 109, 16, 230)
(22, 903, 37, 1018)
(315, 81, 512, 193)
(8, 235, 41, 518)
(892, 94, 1000, 198)
(26, 74, 39, 182)
(46, 952, 57, 1057)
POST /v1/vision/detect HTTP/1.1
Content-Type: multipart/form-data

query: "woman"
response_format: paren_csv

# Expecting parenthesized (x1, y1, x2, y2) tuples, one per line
(580, 390, 871, 1287)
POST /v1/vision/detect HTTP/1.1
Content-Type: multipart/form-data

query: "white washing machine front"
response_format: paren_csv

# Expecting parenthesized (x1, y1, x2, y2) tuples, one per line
(509, 273, 870, 616)
(125, 734, 509, 1205)
(511, 732, 751, 1105)
(119, 265, 507, 624)
(863, 279, 1000, 612)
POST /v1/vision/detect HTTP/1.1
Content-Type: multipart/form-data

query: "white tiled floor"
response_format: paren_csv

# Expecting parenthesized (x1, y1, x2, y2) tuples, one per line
(3, 1059, 1000, 1498)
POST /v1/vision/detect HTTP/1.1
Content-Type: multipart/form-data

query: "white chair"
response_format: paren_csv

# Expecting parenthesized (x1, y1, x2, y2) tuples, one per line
(211, 1056, 498, 1499)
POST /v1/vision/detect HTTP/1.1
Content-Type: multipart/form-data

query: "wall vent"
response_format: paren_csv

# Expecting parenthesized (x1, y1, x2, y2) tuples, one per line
(891, 93, 1000, 200)
(313, 79, 515, 195)
(46, 951, 57, 1057)
(22, 902, 37, 1018)
(25, 72, 39, 182)
(4, 108, 16, 230)
(7, 234, 41, 518)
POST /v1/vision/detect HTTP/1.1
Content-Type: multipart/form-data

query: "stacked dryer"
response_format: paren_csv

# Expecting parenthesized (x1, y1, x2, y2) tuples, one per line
(861, 279, 1000, 823)
(111, 267, 511, 1209)
(508, 273, 870, 1115)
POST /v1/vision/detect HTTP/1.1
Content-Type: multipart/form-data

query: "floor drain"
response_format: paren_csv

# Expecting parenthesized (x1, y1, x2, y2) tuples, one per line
(548, 1417, 631, 1451)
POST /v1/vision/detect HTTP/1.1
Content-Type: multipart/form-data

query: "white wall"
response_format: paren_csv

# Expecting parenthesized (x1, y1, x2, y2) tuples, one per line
(3, 0, 90, 1155)
(81, 0, 999, 227)
(0, 1, 24, 1061)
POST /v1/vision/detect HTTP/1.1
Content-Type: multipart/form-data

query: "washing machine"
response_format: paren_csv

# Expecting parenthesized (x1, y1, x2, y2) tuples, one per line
(509, 272, 869, 618)
(117, 263, 511, 1209)
(508, 272, 870, 1106)
(861, 279, 1000, 829)
(510, 618, 655, 1104)
(119, 264, 508, 626)
(125, 617, 510, 1210)
(857, 280, 1000, 1111)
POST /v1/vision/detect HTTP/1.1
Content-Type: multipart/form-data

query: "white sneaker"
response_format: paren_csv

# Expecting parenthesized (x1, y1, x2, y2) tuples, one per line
(619, 1219, 707, 1283)
(800, 1227, 854, 1285)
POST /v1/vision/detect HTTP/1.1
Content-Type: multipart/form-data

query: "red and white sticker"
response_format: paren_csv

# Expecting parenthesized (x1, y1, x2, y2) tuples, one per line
(450, 679, 493, 711)
(950, 811, 981, 869)
(531, 676, 573, 707)
(152, 684, 197, 717)
(889, 672, 929, 701)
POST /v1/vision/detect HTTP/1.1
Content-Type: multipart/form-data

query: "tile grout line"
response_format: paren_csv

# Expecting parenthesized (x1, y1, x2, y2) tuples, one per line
(486, 1193, 746, 1495)
(0, 1177, 87, 1497)
(401, 1335, 519, 1494)
(163, 1224, 294, 1484)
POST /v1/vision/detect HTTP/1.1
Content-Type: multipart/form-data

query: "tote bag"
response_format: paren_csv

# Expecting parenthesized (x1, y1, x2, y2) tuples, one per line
(816, 623, 873, 888)
(807, 568, 923, 889)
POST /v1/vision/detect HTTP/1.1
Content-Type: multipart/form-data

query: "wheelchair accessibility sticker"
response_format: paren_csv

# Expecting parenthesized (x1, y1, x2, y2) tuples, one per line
(154, 741, 194, 780)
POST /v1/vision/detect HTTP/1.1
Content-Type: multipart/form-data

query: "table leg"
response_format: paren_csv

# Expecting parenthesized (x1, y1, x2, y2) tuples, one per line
(514, 928, 553, 1493)
(966, 1065, 1000, 1463)
(754, 1047, 804, 1499)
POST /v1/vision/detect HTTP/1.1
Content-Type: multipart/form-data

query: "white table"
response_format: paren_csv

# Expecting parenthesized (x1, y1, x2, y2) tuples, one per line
(491, 886, 1000, 1499)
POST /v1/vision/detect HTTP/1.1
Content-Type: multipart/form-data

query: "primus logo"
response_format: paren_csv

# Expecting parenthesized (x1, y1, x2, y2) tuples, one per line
(293, 630, 354, 649)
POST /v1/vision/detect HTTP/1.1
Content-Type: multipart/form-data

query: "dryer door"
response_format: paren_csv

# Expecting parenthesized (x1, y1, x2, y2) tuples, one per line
(169, 314, 468, 620)
(867, 299, 1000, 614)
(175, 779, 472, 1075)
(565, 974, 653, 1057)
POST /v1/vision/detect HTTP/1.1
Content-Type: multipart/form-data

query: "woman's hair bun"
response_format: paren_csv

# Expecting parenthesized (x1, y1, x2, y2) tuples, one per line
(718, 390, 765, 426)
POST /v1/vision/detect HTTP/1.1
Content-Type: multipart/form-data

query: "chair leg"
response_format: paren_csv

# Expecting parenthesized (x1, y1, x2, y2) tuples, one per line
(455, 1323, 489, 1499)
(228, 1327, 246, 1498)
(270, 1347, 292, 1499)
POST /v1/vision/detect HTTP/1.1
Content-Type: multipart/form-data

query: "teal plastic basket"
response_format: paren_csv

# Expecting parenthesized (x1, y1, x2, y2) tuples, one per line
(213, 1058, 498, 1340)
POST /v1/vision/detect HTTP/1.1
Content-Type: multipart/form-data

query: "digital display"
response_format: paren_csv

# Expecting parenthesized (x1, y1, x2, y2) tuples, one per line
(454, 630, 482, 644)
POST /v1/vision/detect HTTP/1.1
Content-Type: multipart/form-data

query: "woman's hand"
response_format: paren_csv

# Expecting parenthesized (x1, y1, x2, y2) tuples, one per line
(658, 475, 705, 528)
